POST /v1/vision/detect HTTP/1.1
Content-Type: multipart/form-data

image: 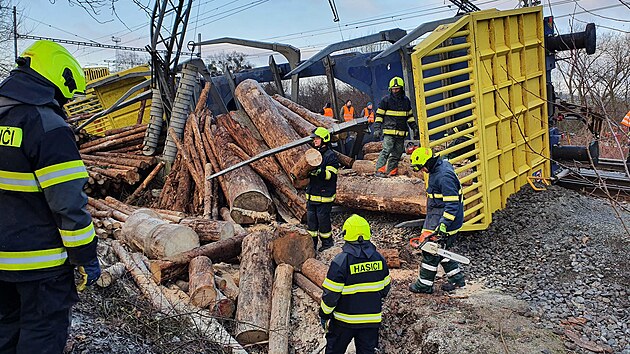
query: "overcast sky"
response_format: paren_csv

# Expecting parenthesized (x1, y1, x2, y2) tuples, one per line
(15, 0, 630, 69)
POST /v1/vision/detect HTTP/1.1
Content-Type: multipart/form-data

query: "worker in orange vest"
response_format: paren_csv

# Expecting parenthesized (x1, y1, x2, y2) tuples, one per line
(363, 102, 375, 123)
(621, 110, 630, 163)
(340, 100, 355, 122)
(322, 102, 334, 118)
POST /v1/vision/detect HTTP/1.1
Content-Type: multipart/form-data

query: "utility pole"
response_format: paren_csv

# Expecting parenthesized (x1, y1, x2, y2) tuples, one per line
(13, 6, 18, 60)
(112, 36, 121, 72)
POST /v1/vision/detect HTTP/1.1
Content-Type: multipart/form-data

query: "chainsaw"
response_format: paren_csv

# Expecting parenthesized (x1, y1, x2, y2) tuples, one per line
(409, 232, 470, 265)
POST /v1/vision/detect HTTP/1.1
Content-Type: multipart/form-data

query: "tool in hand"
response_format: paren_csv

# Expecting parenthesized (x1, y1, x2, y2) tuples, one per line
(409, 232, 470, 265)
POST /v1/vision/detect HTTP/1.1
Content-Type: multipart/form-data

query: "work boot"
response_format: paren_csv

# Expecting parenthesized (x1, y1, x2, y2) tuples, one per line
(374, 171, 387, 178)
(387, 168, 398, 177)
(409, 280, 433, 294)
(312, 237, 319, 251)
(318, 238, 334, 252)
(441, 279, 466, 292)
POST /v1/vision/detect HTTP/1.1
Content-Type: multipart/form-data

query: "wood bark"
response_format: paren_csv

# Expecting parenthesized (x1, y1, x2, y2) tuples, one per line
(208, 125, 273, 224)
(336, 174, 427, 215)
(213, 290, 236, 318)
(110, 241, 246, 354)
(150, 233, 247, 284)
(125, 161, 164, 204)
(273, 99, 315, 137)
(363, 141, 383, 155)
(273, 94, 336, 128)
(364, 152, 380, 161)
(80, 125, 147, 150)
(96, 262, 126, 287)
(235, 79, 308, 176)
(105, 124, 145, 136)
(293, 272, 322, 303)
(179, 217, 235, 243)
(203, 163, 213, 219)
(380, 248, 401, 268)
(215, 274, 239, 301)
(79, 131, 146, 154)
(334, 151, 354, 169)
(269, 264, 294, 354)
(235, 231, 274, 345)
(92, 152, 157, 164)
(188, 256, 218, 308)
(290, 148, 322, 181)
(272, 225, 315, 268)
(121, 209, 200, 259)
(82, 154, 147, 169)
(301, 258, 328, 288)
(352, 159, 376, 174)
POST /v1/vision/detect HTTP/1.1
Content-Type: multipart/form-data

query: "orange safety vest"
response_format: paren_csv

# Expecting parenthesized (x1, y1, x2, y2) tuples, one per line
(343, 106, 354, 122)
(323, 107, 334, 117)
(363, 107, 375, 123)
(622, 110, 630, 128)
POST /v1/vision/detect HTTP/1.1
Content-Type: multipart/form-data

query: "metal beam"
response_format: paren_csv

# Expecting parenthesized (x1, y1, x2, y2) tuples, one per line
(191, 37, 301, 102)
(285, 28, 407, 77)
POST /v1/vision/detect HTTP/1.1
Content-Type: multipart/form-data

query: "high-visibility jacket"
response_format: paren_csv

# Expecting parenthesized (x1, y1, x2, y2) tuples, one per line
(421, 158, 464, 235)
(323, 107, 334, 118)
(363, 107, 375, 123)
(374, 92, 415, 136)
(0, 70, 97, 282)
(341, 106, 354, 122)
(306, 146, 339, 203)
(621, 110, 630, 128)
(320, 241, 390, 328)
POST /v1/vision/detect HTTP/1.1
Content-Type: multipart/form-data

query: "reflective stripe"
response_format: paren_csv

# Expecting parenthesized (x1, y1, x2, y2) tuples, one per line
(305, 193, 336, 203)
(421, 263, 438, 272)
(35, 160, 88, 189)
(59, 222, 96, 247)
(320, 231, 332, 239)
(441, 258, 451, 263)
(446, 268, 461, 277)
(407, 117, 415, 123)
(320, 300, 335, 314)
(442, 195, 460, 202)
(0, 248, 68, 271)
(341, 276, 390, 295)
(374, 117, 383, 123)
(307, 230, 319, 237)
(325, 166, 338, 174)
(322, 278, 344, 292)
(384, 110, 409, 117)
(382, 129, 407, 136)
(443, 212, 456, 221)
(419, 278, 434, 286)
(333, 311, 382, 324)
(0, 170, 41, 192)
(421, 228, 433, 234)
(427, 193, 443, 199)
(376, 108, 386, 115)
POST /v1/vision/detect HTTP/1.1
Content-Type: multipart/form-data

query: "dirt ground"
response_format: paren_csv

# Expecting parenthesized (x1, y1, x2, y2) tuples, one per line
(66, 185, 630, 354)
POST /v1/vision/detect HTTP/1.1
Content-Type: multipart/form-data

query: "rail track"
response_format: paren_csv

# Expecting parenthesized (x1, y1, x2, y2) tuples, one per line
(557, 159, 630, 197)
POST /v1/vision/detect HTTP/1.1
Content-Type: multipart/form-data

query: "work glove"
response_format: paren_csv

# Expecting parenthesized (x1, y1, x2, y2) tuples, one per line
(435, 223, 448, 239)
(77, 258, 101, 291)
(373, 124, 382, 140)
(320, 317, 330, 332)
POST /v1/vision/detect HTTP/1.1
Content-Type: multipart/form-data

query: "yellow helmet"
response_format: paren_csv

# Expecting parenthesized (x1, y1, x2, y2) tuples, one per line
(389, 76, 404, 90)
(342, 214, 371, 242)
(410, 147, 433, 171)
(17, 40, 86, 99)
(312, 127, 331, 143)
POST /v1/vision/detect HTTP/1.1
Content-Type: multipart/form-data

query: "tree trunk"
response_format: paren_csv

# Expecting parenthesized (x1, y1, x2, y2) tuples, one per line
(96, 262, 126, 287)
(234, 79, 308, 176)
(336, 174, 427, 215)
(334, 151, 354, 168)
(363, 141, 383, 155)
(301, 258, 328, 288)
(215, 274, 239, 301)
(179, 217, 235, 243)
(269, 264, 294, 354)
(273, 99, 315, 137)
(213, 290, 236, 318)
(235, 231, 274, 344)
(188, 256, 218, 308)
(273, 94, 337, 128)
(150, 233, 247, 284)
(272, 225, 315, 268)
(121, 209, 200, 259)
(207, 125, 273, 224)
(293, 272, 322, 303)
(290, 148, 322, 181)
(364, 152, 380, 161)
(352, 159, 376, 174)
(380, 248, 401, 268)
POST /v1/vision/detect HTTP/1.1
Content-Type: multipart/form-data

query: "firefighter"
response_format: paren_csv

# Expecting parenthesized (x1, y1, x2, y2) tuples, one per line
(319, 214, 390, 354)
(374, 76, 417, 177)
(407, 147, 466, 294)
(306, 127, 340, 252)
(0, 40, 100, 353)
(340, 99, 355, 122)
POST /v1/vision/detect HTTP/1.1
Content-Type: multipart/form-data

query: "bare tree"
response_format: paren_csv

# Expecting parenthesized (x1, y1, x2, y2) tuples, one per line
(0, 2, 27, 78)
(205, 51, 253, 77)
(112, 51, 149, 72)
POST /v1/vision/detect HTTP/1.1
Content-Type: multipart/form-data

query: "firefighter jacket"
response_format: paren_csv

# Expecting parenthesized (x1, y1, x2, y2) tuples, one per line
(319, 241, 390, 328)
(421, 158, 464, 234)
(0, 70, 97, 282)
(306, 146, 339, 203)
(374, 92, 416, 136)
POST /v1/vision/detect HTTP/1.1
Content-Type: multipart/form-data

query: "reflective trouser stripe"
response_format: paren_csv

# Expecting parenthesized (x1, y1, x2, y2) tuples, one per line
(374, 117, 383, 123)
(0, 170, 41, 192)
(382, 129, 407, 136)
(419, 278, 434, 286)
(307, 230, 319, 238)
(446, 268, 461, 277)
(320, 231, 332, 239)
(421, 263, 438, 272)
(59, 222, 96, 247)
(35, 160, 88, 189)
(341, 275, 391, 295)
(305, 193, 336, 203)
(320, 300, 335, 314)
(333, 312, 382, 324)
(0, 248, 68, 271)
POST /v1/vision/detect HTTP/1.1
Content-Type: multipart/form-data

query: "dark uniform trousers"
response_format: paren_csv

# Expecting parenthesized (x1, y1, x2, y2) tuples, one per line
(0, 270, 78, 354)
(307, 201, 333, 242)
(326, 321, 379, 354)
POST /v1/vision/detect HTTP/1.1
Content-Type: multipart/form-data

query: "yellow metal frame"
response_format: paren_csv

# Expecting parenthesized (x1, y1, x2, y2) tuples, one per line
(411, 7, 550, 231)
